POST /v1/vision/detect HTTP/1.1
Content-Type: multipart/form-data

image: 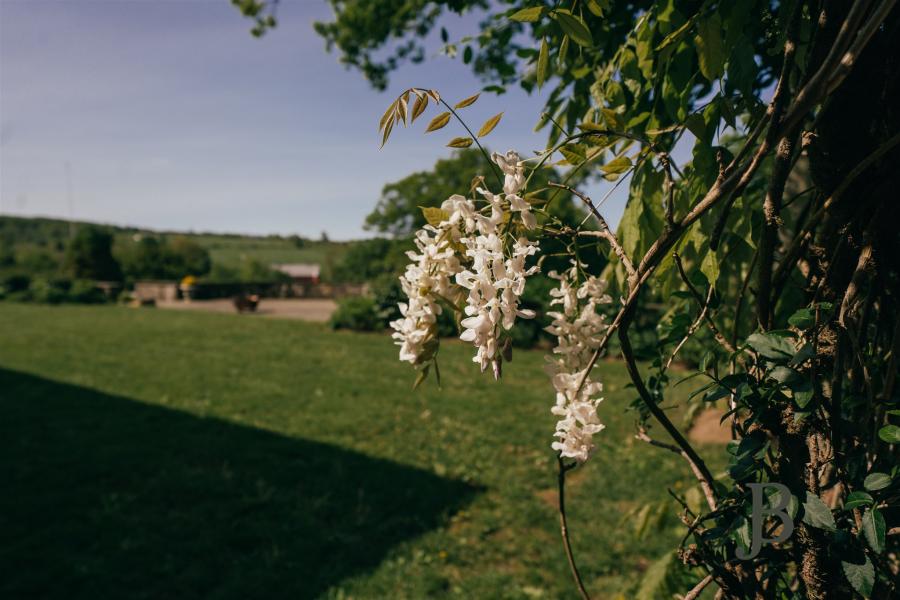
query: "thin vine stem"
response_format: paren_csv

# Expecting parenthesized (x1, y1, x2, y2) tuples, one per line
(557, 457, 591, 600)
(436, 97, 504, 188)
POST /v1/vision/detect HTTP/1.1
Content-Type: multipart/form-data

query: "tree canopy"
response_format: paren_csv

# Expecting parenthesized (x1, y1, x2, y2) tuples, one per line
(365, 148, 580, 235)
(64, 226, 122, 282)
(118, 236, 211, 281)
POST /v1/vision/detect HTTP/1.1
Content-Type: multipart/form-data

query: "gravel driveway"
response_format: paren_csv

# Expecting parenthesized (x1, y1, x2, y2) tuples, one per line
(157, 298, 338, 322)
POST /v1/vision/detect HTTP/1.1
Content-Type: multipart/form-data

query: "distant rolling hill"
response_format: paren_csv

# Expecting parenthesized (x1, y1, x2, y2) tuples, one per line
(0, 215, 354, 277)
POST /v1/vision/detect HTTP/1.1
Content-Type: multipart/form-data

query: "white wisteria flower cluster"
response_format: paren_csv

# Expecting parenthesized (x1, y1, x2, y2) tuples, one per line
(390, 150, 539, 378)
(391, 224, 463, 366)
(390, 150, 615, 463)
(545, 264, 613, 462)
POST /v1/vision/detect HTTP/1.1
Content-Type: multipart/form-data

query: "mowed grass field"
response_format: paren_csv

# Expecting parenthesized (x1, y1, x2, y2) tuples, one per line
(0, 304, 720, 599)
(189, 235, 351, 273)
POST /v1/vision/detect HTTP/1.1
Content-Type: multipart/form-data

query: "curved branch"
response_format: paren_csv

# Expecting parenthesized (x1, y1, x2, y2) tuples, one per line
(620, 326, 718, 510)
(781, 0, 895, 135)
(757, 132, 798, 330)
(636, 429, 717, 512)
(548, 182, 636, 283)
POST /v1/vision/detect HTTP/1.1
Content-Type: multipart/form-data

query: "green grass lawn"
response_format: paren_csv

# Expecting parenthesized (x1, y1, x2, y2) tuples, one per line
(0, 304, 722, 599)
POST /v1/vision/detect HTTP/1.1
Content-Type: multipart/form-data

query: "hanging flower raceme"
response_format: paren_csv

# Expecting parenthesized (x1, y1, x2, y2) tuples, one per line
(544, 265, 613, 463)
(455, 234, 538, 376)
(390, 223, 463, 366)
(453, 151, 539, 378)
(391, 150, 541, 380)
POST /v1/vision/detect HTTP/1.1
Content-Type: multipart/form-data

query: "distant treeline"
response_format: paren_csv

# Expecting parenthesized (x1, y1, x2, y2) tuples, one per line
(0, 216, 375, 304)
(0, 215, 353, 285)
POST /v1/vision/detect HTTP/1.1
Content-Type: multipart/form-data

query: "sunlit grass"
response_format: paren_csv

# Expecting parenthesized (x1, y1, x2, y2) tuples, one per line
(0, 304, 721, 599)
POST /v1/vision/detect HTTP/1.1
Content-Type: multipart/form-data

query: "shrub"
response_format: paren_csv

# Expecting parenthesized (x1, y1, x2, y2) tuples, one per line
(28, 277, 71, 304)
(329, 296, 381, 331)
(1, 272, 31, 294)
(331, 237, 410, 283)
(3, 276, 107, 304)
(68, 279, 106, 304)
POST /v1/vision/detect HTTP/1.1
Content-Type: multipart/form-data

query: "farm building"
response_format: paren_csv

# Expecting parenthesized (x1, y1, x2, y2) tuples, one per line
(270, 263, 320, 284)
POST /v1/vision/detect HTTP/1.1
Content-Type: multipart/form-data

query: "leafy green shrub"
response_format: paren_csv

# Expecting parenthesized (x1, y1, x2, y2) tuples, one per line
(330, 296, 381, 331)
(28, 277, 71, 304)
(4, 276, 107, 304)
(68, 280, 106, 304)
(1, 272, 31, 294)
(331, 238, 410, 283)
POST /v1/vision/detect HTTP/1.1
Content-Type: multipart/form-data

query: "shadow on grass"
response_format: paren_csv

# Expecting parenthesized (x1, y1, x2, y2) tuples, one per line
(0, 368, 479, 599)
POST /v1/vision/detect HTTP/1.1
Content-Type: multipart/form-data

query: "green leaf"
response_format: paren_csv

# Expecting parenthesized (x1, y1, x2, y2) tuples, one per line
(861, 507, 885, 552)
(380, 116, 394, 147)
(585, 0, 606, 17)
(509, 6, 544, 22)
(694, 14, 725, 81)
(841, 556, 874, 598)
(413, 364, 430, 390)
(616, 164, 665, 263)
(600, 155, 632, 175)
(802, 492, 836, 532)
(396, 92, 409, 124)
(746, 332, 795, 361)
(559, 143, 586, 165)
(770, 366, 802, 385)
(600, 107, 624, 129)
(788, 307, 816, 329)
(446, 136, 474, 148)
(477, 112, 503, 137)
(700, 250, 720, 286)
(410, 92, 428, 122)
(425, 111, 452, 132)
(379, 99, 398, 131)
(420, 206, 450, 227)
(877, 424, 900, 443)
(703, 384, 732, 403)
(863, 472, 891, 491)
(843, 491, 873, 510)
(656, 17, 694, 51)
(577, 121, 605, 132)
(793, 385, 814, 408)
(552, 10, 592, 47)
(558, 35, 569, 69)
(789, 342, 815, 366)
(454, 93, 479, 109)
(685, 113, 707, 142)
(537, 38, 549, 88)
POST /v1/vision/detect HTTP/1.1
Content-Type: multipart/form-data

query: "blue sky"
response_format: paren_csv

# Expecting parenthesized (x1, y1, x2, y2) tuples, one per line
(1, 0, 628, 239)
